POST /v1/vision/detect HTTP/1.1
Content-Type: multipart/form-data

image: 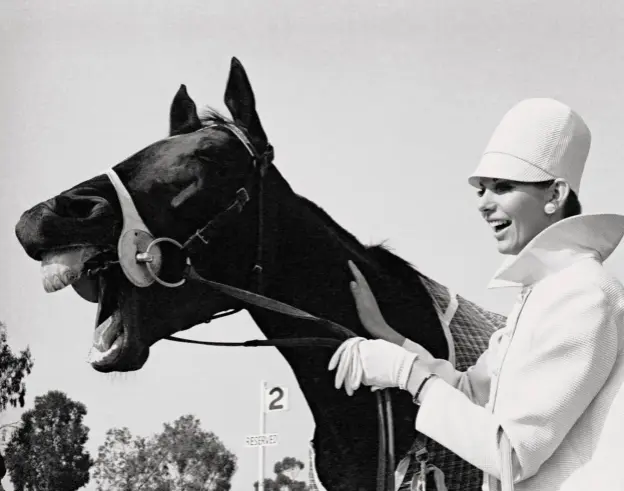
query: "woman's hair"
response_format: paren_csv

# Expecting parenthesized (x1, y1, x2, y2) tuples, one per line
(533, 180, 582, 218)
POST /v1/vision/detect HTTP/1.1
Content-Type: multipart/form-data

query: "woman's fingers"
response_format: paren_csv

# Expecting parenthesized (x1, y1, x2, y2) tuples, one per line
(348, 265, 374, 309)
(335, 342, 356, 389)
(328, 337, 366, 396)
(328, 337, 359, 371)
(348, 261, 378, 307)
(349, 344, 364, 393)
(338, 350, 354, 395)
(343, 343, 363, 395)
(328, 342, 348, 372)
(348, 260, 388, 335)
(348, 260, 370, 288)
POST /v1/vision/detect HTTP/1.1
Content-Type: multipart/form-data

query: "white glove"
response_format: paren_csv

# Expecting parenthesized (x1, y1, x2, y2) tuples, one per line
(328, 337, 418, 395)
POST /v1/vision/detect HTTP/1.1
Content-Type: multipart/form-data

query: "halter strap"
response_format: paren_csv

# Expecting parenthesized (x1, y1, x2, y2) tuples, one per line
(105, 169, 150, 234)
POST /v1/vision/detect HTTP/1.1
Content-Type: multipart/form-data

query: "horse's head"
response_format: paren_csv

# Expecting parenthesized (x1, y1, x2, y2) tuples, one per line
(15, 58, 271, 373)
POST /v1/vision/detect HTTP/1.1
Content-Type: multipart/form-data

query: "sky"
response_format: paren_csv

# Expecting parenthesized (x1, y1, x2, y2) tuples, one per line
(2, 1, 624, 490)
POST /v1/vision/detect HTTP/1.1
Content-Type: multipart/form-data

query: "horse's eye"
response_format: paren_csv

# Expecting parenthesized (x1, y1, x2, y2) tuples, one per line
(194, 151, 213, 165)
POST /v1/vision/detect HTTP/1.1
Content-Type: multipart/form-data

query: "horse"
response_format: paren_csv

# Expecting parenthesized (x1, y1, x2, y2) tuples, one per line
(14, 57, 504, 491)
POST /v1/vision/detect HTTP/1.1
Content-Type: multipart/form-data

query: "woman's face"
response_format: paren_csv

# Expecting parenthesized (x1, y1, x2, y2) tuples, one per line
(477, 178, 555, 255)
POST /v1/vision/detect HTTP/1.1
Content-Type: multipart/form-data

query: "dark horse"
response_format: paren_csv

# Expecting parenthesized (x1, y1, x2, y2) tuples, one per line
(15, 58, 503, 491)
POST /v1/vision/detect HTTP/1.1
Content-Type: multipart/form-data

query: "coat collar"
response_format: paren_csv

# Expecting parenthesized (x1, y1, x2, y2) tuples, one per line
(488, 213, 624, 289)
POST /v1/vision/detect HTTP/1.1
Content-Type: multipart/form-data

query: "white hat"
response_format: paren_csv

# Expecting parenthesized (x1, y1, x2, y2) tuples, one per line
(468, 98, 591, 195)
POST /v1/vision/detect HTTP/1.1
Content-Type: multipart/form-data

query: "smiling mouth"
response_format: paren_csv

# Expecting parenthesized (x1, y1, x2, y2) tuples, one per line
(489, 219, 511, 235)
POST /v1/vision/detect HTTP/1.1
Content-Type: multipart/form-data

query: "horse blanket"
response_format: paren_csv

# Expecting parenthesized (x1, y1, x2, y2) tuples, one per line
(308, 275, 506, 491)
(396, 275, 506, 491)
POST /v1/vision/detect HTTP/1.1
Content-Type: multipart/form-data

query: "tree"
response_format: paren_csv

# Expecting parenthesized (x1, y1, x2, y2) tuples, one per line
(0, 321, 34, 485)
(157, 415, 237, 490)
(4, 390, 92, 491)
(92, 427, 169, 491)
(93, 414, 237, 491)
(253, 457, 309, 491)
(0, 321, 34, 412)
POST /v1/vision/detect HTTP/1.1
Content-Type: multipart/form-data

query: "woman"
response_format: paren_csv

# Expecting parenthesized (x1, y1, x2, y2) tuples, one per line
(329, 98, 624, 490)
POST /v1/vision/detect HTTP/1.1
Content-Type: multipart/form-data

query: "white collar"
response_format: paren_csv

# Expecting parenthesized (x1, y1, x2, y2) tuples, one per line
(488, 213, 624, 289)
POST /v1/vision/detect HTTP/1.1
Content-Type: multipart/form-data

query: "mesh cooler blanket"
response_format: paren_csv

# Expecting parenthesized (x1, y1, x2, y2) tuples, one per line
(307, 275, 507, 491)
(396, 275, 507, 491)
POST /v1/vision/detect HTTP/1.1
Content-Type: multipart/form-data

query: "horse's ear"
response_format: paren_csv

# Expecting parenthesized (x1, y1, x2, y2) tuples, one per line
(169, 84, 202, 136)
(224, 57, 268, 148)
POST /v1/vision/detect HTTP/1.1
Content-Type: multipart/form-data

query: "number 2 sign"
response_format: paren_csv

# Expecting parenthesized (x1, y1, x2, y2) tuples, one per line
(265, 386, 289, 412)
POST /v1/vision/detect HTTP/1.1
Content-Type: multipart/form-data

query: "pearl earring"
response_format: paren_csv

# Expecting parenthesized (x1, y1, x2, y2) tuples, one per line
(544, 203, 557, 215)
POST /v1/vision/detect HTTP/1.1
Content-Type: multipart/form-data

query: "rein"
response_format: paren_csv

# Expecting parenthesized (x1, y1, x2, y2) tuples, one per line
(103, 122, 397, 491)
(166, 273, 396, 491)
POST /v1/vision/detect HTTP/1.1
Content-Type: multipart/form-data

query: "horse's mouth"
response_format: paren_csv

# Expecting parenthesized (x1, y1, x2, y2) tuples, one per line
(40, 246, 138, 372)
(86, 274, 127, 371)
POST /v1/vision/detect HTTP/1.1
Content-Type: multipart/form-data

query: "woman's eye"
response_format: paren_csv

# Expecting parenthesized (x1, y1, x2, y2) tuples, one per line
(494, 182, 513, 193)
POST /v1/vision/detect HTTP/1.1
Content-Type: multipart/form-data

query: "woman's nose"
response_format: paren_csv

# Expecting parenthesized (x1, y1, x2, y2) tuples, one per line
(477, 190, 495, 214)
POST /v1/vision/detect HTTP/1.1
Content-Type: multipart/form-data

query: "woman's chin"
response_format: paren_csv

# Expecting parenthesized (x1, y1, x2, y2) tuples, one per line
(496, 240, 519, 255)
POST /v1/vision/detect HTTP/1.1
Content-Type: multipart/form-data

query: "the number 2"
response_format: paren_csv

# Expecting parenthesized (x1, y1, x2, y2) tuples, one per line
(268, 387, 284, 410)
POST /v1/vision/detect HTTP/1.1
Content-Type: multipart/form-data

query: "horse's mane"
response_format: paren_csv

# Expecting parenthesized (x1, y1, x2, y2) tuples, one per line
(199, 107, 234, 126)
(199, 106, 428, 287)
(296, 195, 424, 280)
(295, 189, 448, 361)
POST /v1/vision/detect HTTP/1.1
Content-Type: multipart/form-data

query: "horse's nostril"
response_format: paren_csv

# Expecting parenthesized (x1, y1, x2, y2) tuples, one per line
(54, 196, 102, 220)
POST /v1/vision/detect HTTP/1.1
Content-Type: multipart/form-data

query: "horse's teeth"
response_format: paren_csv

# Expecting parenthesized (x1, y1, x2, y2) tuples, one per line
(40, 246, 100, 293)
(41, 263, 74, 292)
(93, 316, 122, 352)
(52, 274, 65, 290)
(87, 326, 123, 366)
(64, 270, 78, 283)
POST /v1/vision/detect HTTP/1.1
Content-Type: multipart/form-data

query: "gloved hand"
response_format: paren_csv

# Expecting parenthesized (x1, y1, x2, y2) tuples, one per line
(328, 337, 418, 395)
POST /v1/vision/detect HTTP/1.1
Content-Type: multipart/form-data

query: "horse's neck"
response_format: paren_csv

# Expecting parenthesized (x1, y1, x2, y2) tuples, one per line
(245, 195, 390, 489)
(245, 174, 447, 365)
(247, 179, 448, 356)
(242, 185, 446, 490)
(254, 193, 368, 336)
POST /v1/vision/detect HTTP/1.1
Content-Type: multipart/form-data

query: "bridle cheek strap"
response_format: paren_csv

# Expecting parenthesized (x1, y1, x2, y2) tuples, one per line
(105, 168, 163, 288)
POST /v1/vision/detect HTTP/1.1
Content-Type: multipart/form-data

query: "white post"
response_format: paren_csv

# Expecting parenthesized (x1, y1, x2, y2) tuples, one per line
(258, 380, 266, 491)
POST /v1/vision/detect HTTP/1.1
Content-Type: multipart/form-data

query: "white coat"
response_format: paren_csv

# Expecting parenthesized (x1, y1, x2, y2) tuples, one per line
(558, 377, 624, 490)
(408, 213, 624, 491)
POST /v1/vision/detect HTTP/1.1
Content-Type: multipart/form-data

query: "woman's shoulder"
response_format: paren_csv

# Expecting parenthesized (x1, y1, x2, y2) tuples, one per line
(528, 258, 624, 329)
(521, 262, 624, 350)
(524, 259, 620, 314)
(539, 255, 624, 295)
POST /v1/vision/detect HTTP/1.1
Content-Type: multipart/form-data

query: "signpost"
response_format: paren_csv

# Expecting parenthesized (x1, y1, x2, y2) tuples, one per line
(251, 381, 290, 491)
(244, 433, 279, 447)
(265, 385, 289, 412)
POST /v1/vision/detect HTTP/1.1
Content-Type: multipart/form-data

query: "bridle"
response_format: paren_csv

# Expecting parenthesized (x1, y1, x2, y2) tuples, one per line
(98, 122, 397, 491)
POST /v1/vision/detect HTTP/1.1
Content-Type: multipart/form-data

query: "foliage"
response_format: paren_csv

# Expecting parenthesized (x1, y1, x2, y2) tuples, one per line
(4, 390, 92, 491)
(253, 457, 308, 491)
(0, 321, 33, 411)
(93, 414, 237, 491)
(0, 321, 34, 484)
(91, 427, 165, 491)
